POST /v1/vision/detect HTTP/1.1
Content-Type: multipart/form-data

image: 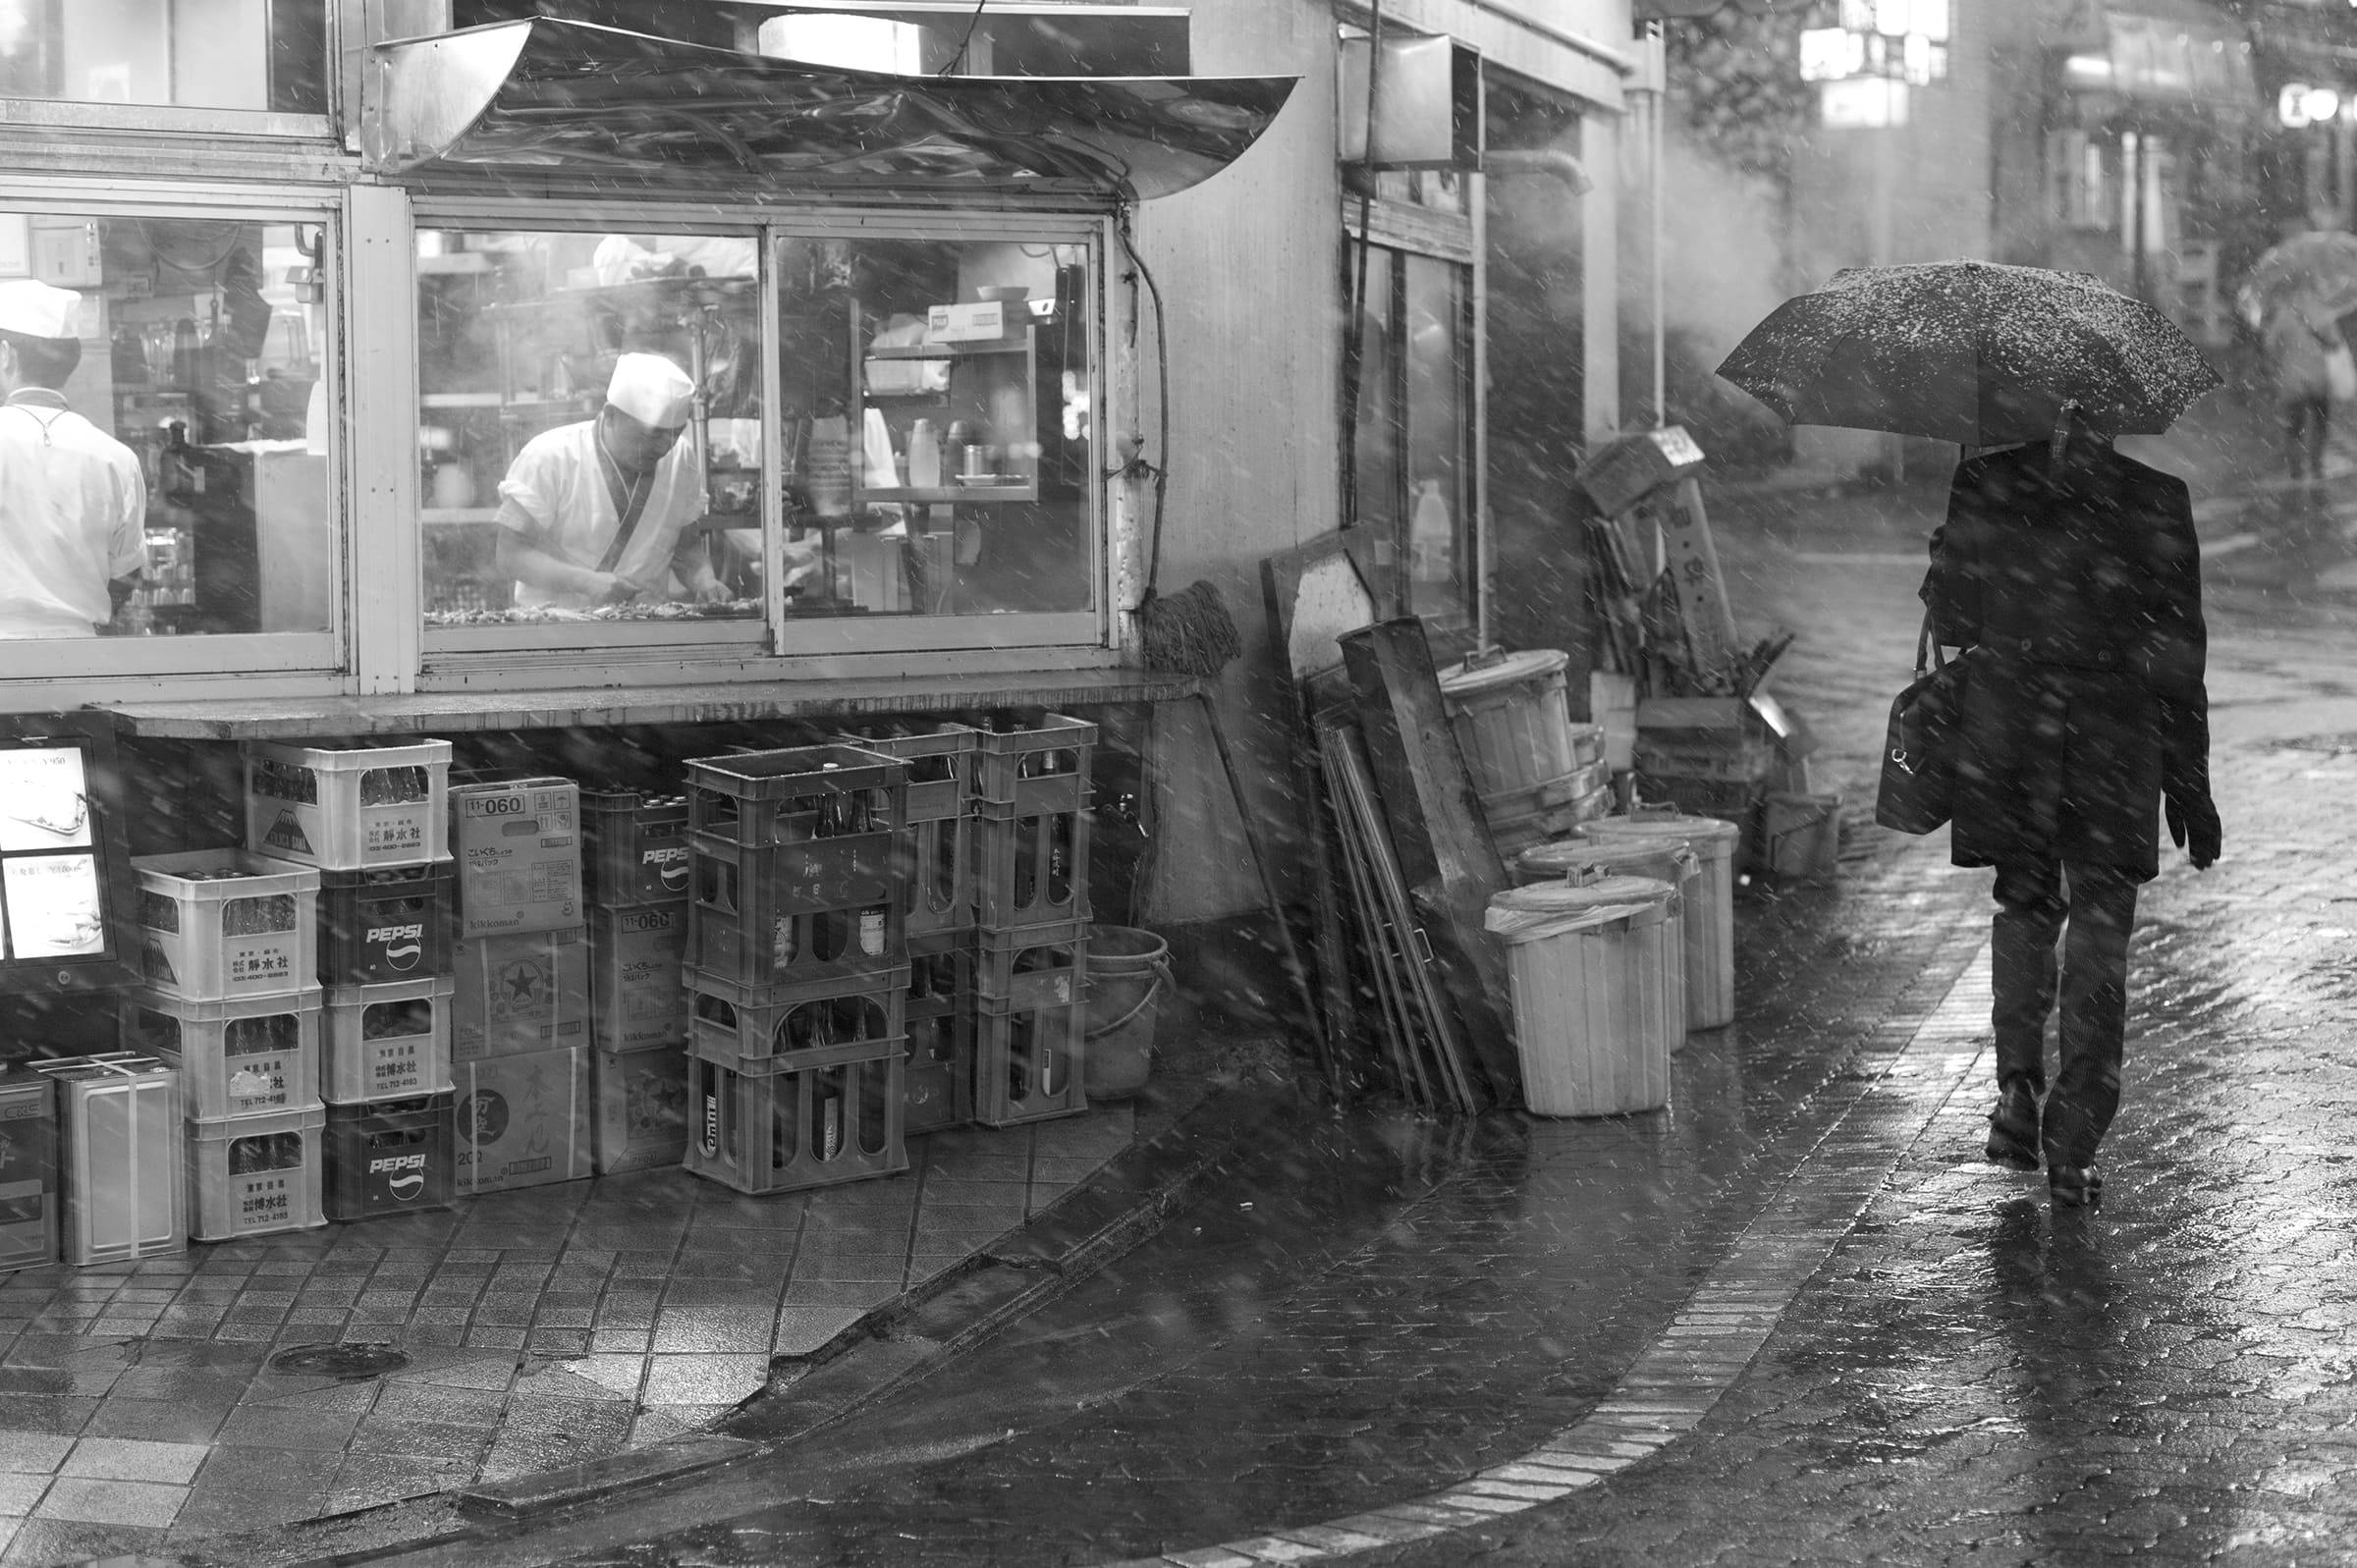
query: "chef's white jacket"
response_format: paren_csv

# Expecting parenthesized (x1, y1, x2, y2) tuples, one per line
(495, 420, 705, 610)
(0, 399, 146, 638)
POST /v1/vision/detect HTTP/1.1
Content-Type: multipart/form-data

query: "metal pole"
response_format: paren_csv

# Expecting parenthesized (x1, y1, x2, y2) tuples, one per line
(1649, 22, 1667, 429)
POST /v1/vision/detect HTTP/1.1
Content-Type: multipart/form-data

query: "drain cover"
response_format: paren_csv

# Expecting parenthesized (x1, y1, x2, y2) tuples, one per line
(268, 1342, 411, 1379)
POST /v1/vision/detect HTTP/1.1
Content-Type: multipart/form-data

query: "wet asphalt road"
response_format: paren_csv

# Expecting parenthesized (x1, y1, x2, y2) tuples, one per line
(246, 489, 2357, 1568)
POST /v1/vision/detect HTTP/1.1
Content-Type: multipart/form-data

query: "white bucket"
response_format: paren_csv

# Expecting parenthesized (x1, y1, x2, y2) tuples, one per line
(1485, 875, 1678, 1116)
(1512, 838, 1697, 1046)
(1578, 807, 1739, 1029)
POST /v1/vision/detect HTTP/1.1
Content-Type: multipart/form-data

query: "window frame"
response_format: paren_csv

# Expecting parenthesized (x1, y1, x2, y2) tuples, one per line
(0, 0, 340, 144)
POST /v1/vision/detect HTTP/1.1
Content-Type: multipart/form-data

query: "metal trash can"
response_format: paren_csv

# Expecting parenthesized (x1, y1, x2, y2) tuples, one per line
(1484, 876, 1679, 1117)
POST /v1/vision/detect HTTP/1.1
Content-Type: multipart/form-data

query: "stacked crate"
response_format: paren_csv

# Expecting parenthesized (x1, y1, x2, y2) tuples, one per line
(680, 744, 911, 1195)
(241, 739, 461, 1223)
(125, 849, 327, 1242)
(447, 775, 592, 1194)
(581, 789, 691, 1173)
(969, 712, 1095, 1127)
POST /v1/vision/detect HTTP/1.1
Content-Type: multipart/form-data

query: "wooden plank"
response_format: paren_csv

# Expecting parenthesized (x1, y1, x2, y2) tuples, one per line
(1645, 476, 1741, 691)
(1338, 618, 1518, 1104)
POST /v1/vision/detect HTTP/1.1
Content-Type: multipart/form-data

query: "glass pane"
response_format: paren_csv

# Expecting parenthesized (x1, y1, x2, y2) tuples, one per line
(0, 0, 329, 115)
(415, 230, 765, 629)
(0, 213, 333, 640)
(1346, 242, 1398, 568)
(1401, 252, 1467, 621)
(780, 235, 1094, 620)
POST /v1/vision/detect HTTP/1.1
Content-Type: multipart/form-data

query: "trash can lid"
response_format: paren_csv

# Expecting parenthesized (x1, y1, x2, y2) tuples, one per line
(1517, 838, 1694, 882)
(1581, 809, 1741, 848)
(1486, 875, 1675, 943)
(1437, 648, 1570, 698)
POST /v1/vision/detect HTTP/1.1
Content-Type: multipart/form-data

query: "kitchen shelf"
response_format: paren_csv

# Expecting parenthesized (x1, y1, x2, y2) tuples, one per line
(861, 484, 1036, 504)
(866, 341, 1027, 360)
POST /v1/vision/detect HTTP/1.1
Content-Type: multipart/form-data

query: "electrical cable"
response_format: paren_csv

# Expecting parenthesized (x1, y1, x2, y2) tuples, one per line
(939, 0, 988, 75)
(1114, 214, 1172, 600)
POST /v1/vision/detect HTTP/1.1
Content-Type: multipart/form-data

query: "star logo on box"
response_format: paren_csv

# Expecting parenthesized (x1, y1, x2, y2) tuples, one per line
(499, 959, 546, 1005)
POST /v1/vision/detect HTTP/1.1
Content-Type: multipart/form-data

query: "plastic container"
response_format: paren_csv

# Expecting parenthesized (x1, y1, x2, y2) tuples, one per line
(1477, 762, 1615, 858)
(590, 900, 688, 1052)
(974, 991, 1086, 1127)
(974, 918, 1087, 1009)
(686, 976, 906, 1064)
(685, 838, 906, 1000)
(33, 1054, 185, 1265)
(830, 723, 976, 823)
(591, 1042, 689, 1174)
(1082, 925, 1171, 1100)
(1580, 807, 1740, 1029)
(316, 860, 455, 987)
(134, 849, 320, 1002)
(1762, 791, 1842, 882)
(187, 1104, 327, 1241)
(245, 739, 452, 870)
(971, 800, 1092, 931)
(324, 1093, 455, 1221)
(1485, 876, 1680, 1116)
(581, 789, 691, 907)
(127, 987, 323, 1120)
(0, 1067, 59, 1271)
(448, 776, 583, 938)
(1514, 838, 1699, 1044)
(454, 1047, 592, 1194)
(685, 743, 907, 849)
(971, 710, 1095, 815)
(452, 927, 591, 1061)
(323, 976, 456, 1103)
(685, 1032, 906, 1195)
(904, 931, 974, 1136)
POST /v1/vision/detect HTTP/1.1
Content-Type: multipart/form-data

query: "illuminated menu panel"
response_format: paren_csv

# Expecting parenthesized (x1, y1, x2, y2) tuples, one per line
(0, 747, 106, 962)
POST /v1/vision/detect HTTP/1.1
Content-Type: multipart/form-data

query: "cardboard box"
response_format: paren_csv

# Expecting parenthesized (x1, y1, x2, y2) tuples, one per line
(452, 928, 590, 1061)
(454, 1047, 591, 1194)
(449, 776, 583, 938)
(590, 901, 687, 1052)
(591, 1044, 688, 1174)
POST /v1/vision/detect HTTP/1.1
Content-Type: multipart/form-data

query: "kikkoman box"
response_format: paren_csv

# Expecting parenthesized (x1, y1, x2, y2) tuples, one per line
(590, 1042, 687, 1174)
(452, 928, 590, 1062)
(449, 776, 583, 939)
(589, 901, 687, 1052)
(454, 1047, 591, 1194)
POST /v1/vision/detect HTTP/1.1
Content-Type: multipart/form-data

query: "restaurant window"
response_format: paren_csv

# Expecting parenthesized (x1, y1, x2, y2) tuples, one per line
(416, 219, 1098, 653)
(0, 207, 338, 656)
(1347, 238, 1473, 623)
(0, 0, 329, 120)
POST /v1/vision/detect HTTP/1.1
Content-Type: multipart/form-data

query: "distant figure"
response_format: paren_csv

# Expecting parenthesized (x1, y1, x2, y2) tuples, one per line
(1924, 406, 2218, 1210)
(2262, 293, 2342, 482)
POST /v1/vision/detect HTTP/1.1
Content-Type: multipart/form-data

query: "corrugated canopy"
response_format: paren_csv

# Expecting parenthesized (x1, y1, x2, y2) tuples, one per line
(367, 18, 1296, 201)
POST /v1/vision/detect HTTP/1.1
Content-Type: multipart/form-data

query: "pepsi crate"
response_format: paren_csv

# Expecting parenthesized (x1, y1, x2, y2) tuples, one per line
(34, 1054, 186, 1266)
(686, 973, 906, 1063)
(325, 1092, 455, 1221)
(187, 1104, 326, 1241)
(317, 860, 454, 988)
(590, 900, 687, 1052)
(126, 988, 323, 1121)
(972, 710, 1095, 815)
(591, 1041, 688, 1174)
(974, 919, 1087, 1010)
(582, 788, 691, 907)
(244, 739, 451, 871)
(323, 977, 456, 1104)
(974, 991, 1086, 1127)
(685, 842, 906, 1000)
(830, 722, 976, 823)
(685, 743, 908, 849)
(0, 1066, 59, 1271)
(134, 849, 320, 1002)
(452, 928, 590, 1061)
(904, 931, 973, 1136)
(685, 1032, 906, 1196)
(972, 798, 1092, 931)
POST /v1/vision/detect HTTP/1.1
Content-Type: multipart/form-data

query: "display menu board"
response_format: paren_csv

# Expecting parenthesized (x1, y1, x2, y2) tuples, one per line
(0, 713, 137, 996)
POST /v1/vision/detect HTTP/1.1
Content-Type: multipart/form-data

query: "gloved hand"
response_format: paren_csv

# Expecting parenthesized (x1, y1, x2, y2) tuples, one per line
(2165, 786, 2221, 870)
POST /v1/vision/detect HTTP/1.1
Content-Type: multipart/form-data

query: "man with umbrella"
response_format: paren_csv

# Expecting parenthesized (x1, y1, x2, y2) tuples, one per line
(2242, 225, 2357, 483)
(1721, 261, 2223, 1210)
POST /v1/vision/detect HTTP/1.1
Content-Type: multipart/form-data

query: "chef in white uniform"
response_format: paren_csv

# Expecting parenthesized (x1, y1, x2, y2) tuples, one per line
(0, 280, 146, 638)
(494, 351, 728, 610)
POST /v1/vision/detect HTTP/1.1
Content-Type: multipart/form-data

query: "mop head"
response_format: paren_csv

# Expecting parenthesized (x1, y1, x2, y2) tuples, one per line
(1137, 579, 1243, 676)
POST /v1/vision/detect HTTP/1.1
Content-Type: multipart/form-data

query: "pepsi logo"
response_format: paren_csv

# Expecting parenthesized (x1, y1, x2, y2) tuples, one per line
(646, 845, 690, 892)
(387, 1172, 426, 1202)
(367, 1153, 428, 1173)
(368, 923, 426, 970)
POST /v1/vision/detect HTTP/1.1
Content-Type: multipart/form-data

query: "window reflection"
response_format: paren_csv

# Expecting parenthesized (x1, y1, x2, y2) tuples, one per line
(1347, 238, 1470, 622)
(0, 0, 328, 116)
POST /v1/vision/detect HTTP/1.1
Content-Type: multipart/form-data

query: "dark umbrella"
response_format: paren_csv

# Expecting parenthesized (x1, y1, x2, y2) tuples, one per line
(1715, 260, 2221, 447)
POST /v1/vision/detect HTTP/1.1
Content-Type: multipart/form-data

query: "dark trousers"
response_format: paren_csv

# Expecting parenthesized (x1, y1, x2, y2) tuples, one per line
(1991, 858, 2140, 1168)
(2285, 394, 2330, 481)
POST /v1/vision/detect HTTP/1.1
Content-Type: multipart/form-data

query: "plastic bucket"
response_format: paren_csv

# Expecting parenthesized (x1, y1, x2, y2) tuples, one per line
(1513, 838, 1696, 1046)
(1485, 876, 1678, 1116)
(1083, 925, 1171, 1099)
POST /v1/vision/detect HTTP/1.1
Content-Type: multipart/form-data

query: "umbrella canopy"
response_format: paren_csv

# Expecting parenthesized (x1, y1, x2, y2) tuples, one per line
(1715, 260, 2221, 447)
(2243, 230, 2357, 313)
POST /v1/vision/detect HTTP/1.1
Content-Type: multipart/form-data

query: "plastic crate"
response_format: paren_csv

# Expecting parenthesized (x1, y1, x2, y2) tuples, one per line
(685, 1033, 907, 1196)
(686, 974, 906, 1063)
(974, 992, 1086, 1127)
(685, 743, 908, 848)
(187, 1104, 326, 1242)
(452, 927, 591, 1062)
(972, 710, 1096, 815)
(244, 739, 452, 871)
(323, 977, 456, 1104)
(905, 812, 972, 937)
(448, 775, 584, 938)
(582, 789, 692, 907)
(33, 1054, 185, 1265)
(592, 1042, 689, 1174)
(317, 860, 455, 988)
(590, 901, 687, 1052)
(127, 987, 323, 1121)
(685, 836, 906, 1000)
(974, 919, 1087, 1010)
(972, 800, 1092, 931)
(325, 1093, 455, 1222)
(454, 1047, 592, 1194)
(904, 931, 973, 1136)
(134, 849, 320, 1002)
(830, 723, 976, 823)
(0, 1068, 59, 1271)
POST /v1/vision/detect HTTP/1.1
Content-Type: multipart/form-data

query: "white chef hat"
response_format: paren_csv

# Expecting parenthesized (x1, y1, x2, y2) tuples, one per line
(606, 352, 695, 428)
(0, 280, 82, 342)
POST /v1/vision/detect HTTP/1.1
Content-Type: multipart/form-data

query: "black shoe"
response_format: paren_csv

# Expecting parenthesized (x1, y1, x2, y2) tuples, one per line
(2048, 1163, 2102, 1209)
(1985, 1082, 2041, 1171)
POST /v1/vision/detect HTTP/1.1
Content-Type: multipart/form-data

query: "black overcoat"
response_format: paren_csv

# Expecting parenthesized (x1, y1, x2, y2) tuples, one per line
(1921, 442, 2209, 883)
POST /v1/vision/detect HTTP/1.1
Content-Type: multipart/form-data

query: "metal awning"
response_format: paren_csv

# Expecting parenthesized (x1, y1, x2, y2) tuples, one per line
(366, 19, 1296, 202)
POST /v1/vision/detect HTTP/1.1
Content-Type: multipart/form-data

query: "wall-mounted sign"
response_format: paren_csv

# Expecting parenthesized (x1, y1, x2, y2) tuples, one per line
(1822, 77, 1911, 130)
(0, 713, 137, 996)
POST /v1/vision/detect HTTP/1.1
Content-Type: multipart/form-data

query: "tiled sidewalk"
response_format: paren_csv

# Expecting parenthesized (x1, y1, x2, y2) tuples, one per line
(0, 1108, 1134, 1567)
